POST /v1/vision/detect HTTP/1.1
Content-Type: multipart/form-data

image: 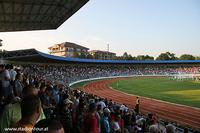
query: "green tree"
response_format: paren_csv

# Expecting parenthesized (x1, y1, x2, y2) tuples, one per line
(144, 55, 154, 60)
(195, 56, 200, 60)
(127, 54, 135, 60)
(136, 55, 145, 60)
(136, 55, 154, 60)
(122, 52, 129, 60)
(156, 52, 177, 60)
(179, 54, 195, 60)
(131, 56, 137, 60)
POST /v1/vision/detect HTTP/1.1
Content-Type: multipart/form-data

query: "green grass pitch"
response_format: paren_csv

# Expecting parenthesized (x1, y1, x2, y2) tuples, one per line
(111, 77, 200, 108)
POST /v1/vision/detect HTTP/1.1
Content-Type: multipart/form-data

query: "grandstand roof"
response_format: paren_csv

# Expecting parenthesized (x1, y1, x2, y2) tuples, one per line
(0, 0, 89, 32)
(3, 49, 200, 64)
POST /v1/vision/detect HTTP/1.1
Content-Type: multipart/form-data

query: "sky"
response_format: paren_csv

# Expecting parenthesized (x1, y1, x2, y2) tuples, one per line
(0, 0, 200, 57)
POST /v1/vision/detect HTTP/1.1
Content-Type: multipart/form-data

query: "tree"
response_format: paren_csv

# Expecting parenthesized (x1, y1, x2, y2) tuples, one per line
(127, 54, 136, 60)
(122, 52, 129, 60)
(196, 56, 200, 60)
(136, 55, 145, 60)
(156, 52, 177, 60)
(136, 55, 154, 60)
(144, 55, 154, 60)
(131, 56, 137, 60)
(179, 54, 195, 60)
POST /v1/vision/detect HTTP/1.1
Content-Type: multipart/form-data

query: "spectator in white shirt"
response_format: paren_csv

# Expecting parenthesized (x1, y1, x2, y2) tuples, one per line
(9, 65, 17, 82)
(112, 113, 121, 133)
(97, 98, 106, 111)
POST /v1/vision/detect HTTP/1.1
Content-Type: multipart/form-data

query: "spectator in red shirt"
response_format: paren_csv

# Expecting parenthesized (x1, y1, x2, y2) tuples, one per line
(83, 102, 99, 133)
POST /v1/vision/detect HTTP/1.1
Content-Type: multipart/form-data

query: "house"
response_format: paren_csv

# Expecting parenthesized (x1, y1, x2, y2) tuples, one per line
(89, 50, 116, 60)
(48, 42, 89, 57)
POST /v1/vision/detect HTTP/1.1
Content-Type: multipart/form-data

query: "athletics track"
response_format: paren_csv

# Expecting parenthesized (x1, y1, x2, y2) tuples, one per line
(80, 78, 200, 130)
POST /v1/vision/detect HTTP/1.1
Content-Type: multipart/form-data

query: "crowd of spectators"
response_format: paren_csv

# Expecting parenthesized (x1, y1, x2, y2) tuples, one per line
(0, 64, 199, 133)
(17, 64, 200, 85)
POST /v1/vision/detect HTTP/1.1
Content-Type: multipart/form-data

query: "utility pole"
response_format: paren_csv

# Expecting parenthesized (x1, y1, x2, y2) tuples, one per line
(107, 44, 109, 52)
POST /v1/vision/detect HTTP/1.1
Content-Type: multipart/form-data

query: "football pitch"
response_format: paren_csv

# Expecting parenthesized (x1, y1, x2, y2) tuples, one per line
(111, 77, 200, 108)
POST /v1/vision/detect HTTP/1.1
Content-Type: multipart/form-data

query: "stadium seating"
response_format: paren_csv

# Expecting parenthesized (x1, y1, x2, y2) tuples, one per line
(0, 63, 199, 133)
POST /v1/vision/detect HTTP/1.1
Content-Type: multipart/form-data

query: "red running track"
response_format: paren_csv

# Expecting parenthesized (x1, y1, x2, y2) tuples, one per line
(80, 78, 200, 130)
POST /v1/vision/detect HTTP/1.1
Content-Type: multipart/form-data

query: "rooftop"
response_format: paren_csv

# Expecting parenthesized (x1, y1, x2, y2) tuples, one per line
(48, 42, 89, 50)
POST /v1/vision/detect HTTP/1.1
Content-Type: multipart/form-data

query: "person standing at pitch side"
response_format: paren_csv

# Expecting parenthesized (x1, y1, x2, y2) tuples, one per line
(135, 96, 140, 114)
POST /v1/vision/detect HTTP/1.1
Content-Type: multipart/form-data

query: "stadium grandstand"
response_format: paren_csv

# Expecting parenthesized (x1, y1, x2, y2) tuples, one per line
(1, 49, 200, 132)
(3, 48, 200, 64)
